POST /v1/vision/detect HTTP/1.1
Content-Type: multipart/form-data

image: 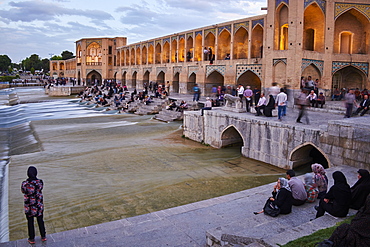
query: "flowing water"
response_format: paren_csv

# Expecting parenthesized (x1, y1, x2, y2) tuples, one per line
(2, 87, 286, 241)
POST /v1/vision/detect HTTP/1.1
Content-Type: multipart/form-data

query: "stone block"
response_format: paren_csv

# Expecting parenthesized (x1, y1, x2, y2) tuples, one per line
(327, 123, 340, 136)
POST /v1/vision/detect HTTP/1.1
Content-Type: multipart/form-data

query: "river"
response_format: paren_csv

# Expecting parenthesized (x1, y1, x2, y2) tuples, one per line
(1, 87, 286, 241)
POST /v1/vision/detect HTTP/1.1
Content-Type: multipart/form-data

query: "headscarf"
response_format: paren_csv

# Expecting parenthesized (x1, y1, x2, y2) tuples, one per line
(27, 166, 38, 181)
(311, 163, 326, 175)
(279, 177, 291, 192)
(352, 169, 370, 189)
(304, 173, 314, 186)
(266, 95, 275, 107)
(333, 171, 350, 192)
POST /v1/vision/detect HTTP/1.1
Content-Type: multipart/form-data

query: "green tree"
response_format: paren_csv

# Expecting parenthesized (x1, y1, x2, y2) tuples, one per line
(41, 58, 50, 72)
(22, 54, 43, 71)
(0, 55, 11, 71)
(50, 55, 62, 60)
(8, 67, 13, 74)
(30, 67, 35, 75)
(61, 50, 75, 60)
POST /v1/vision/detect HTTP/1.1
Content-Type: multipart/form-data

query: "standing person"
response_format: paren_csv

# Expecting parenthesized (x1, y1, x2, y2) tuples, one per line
(192, 84, 201, 102)
(243, 86, 253, 112)
(311, 163, 328, 199)
(203, 47, 209, 61)
(21, 166, 46, 244)
(269, 82, 280, 100)
(253, 87, 261, 106)
(208, 47, 213, 61)
(255, 93, 266, 116)
(306, 76, 314, 90)
(286, 170, 307, 206)
(344, 89, 357, 118)
(296, 89, 309, 124)
(237, 84, 244, 102)
(315, 171, 352, 219)
(275, 88, 287, 121)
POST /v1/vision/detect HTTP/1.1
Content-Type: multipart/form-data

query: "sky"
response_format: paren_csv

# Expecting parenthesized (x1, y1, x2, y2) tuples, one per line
(0, 0, 267, 63)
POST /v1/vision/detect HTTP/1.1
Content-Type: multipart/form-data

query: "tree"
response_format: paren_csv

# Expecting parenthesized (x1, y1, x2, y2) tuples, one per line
(61, 50, 75, 60)
(41, 58, 50, 71)
(50, 55, 62, 60)
(0, 55, 11, 71)
(30, 67, 35, 75)
(22, 54, 43, 71)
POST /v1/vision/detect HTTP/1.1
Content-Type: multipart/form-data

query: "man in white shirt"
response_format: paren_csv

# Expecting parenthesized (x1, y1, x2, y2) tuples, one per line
(255, 93, 266, 116)
(275, 88, 287, 121)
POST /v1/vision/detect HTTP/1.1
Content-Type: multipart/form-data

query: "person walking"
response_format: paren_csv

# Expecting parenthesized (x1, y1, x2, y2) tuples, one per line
(21, 166, 46, 244)
(344, 89, 357, 118)
(296, 89, 309, 124)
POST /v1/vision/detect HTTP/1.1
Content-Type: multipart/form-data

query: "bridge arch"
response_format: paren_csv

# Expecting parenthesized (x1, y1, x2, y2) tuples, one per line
(220, 125, 244, 148)
(289, 142, 330, 169)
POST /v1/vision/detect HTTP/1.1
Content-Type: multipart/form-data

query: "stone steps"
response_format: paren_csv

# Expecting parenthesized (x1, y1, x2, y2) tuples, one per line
(154, 110, 183, 122)
(205, 165, 359, 247)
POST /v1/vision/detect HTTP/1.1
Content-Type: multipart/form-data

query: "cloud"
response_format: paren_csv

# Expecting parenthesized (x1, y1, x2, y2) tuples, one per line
(0, 1, 113, 23)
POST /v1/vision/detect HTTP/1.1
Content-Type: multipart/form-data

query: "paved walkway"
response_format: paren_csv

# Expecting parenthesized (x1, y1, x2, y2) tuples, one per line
(0, 166, 359, 247)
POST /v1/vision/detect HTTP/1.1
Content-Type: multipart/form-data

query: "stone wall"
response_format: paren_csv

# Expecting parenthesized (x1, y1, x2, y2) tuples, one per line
(183, 110, 370, 170)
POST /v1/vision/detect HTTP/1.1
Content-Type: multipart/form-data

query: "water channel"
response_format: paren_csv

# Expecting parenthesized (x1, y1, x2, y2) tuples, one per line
(2, 87, 287, 241)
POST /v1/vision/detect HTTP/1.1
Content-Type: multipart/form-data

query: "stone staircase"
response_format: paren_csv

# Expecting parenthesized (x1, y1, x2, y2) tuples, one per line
(133, 98, 167, 115)
(205, 165, 358, 247)
(154, 109, 183, 122)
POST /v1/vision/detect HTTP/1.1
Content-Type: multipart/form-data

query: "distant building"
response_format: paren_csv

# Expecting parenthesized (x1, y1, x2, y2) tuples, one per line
(50, 0, 370, 96)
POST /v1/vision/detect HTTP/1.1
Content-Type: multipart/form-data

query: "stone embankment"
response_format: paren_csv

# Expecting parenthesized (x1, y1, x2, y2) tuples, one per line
(0, 165, 359, 247)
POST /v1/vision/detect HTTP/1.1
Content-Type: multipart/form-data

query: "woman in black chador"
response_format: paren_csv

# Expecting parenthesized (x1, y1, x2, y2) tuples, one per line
(350, 169, 370, 210)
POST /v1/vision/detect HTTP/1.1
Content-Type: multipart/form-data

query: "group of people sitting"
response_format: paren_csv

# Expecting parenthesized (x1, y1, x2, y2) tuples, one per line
(253, 165, 370, 246)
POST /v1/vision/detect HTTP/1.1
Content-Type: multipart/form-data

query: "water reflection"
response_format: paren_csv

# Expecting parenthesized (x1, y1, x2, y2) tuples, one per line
(6, 88, 286, 241)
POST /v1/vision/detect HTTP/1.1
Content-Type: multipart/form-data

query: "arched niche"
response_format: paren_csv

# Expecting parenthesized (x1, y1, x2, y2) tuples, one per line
(237, 70, 261, 90)
(206, 71, 224, 95)
(220, 125, 244, 148)
(275, 4, 289, 50)
(148, 45, 154, 64)
(303, 2, 325, 52)
(273, 61, 287, 85)
(251, 25, 264, 58)
(163, 41, 170, 63)
(302, 64, 321, 84)
(143, 70, 150, 87)
(194, 33, 202, 62)
(130, 48, 135, 65)
(289, 142, 330, 169)
(157, 71, 165, 85)
(332, 66, 367, 91)
(187, 73, 196, 93)
(173, 72, 180, 93)
(218, 29, 231, 60)
(155, 43, 161, 64)
(136, 47, 141, 65)
(86, 70, 102, 86)
(142, 46, 147, 65)
(233, 27, 248, 59)
(171, 39, 177, 63)
(132, 71, 137, 88)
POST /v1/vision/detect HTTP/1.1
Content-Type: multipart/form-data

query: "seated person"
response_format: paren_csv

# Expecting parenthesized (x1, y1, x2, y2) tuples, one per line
(264, 95, 275, 117)
(350, 169, 370, 210)
(166, 101, 177, 110)
(254, 178, 293, 215)
(201, 97, 212, 116)
(315, 171, 351, 219)
(304, 173, 319, 203)
(286, 170, 307, 206)
(315, 92, 325, 108)
(176, 101, 188, 112)
(306, 90, 317, 107)
(255, 93, 266, 116)
(327, 194, 370, 247)
(332, 87, 341, 101)
(354, 94, 370, 116)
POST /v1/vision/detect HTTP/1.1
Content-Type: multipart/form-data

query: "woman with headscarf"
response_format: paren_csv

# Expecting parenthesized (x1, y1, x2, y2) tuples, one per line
(263, 95, 275, 117)
(21, 166, 46, 244)
(350, 169, 370, 210)
(304, 173, 319, 203)
(327, 194, 370, 247)
(311, 163, 328, 199)
(315, 171, 351, 218)
(254, 177, 293, 215)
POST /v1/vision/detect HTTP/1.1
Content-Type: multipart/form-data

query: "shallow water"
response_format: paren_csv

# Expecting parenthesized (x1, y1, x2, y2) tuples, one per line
(4, 88, 286, 240)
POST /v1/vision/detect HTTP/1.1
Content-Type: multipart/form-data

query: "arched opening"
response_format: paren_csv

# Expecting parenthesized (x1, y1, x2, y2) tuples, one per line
(148, 45, 154, 64)
(340, 32, 353, 54)
(136, 47, 141, 65)
(121, 50, 125, 66)
(131, 48, 136, 65)
(142, 46, 147, 64)
(233, 27, 248, 59)
(59, 72, 64, 77)
(220, 125, 244, 148)
(77, 71, 81, 85)
(218, 29, 231, 60)
(303, 3, 325, 52)
(173, 72, 180, 93)
(251, 25, 264, 58)
(171, 39, 177, 63)
(163, 41, 170, 63)
(122, 71, 127, 86)
(59, 63, 65, 70)
(86, 70, 102, 86)
(186, 36, 193, 62)
(290, 143, 330, 169)
(125, 49, 130, 65)
(155, 43, 161, 64)
(273, 61, 287, 85)
(187, 73, 196, 93)
(237, 70, 261, 90)
(178, 38, 185, 62)
(194, 33, 202, 62)
(332, 66, 366, 92)
(302, 64, 321, 85)
(157, 71, 165, 85)
(334, 9, 370, 54)
(280, 24, 289, 50)
(206, 71, 224, 96)
(76, 44, 82, 64)
(132, 71, 137, 89)
(275, 4, 289, 50)
(143, 70, 150, 88)
(204, 32, 215, 60)
(117, 51, 121, 66)
(86, 42, 102, 65)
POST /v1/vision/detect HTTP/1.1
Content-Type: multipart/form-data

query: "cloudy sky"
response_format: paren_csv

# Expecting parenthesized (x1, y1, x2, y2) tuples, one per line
(0, 0, 266, 63)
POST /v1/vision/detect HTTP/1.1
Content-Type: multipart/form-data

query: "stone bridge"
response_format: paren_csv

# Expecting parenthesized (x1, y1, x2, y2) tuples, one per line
(183, 109, 370, 170)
